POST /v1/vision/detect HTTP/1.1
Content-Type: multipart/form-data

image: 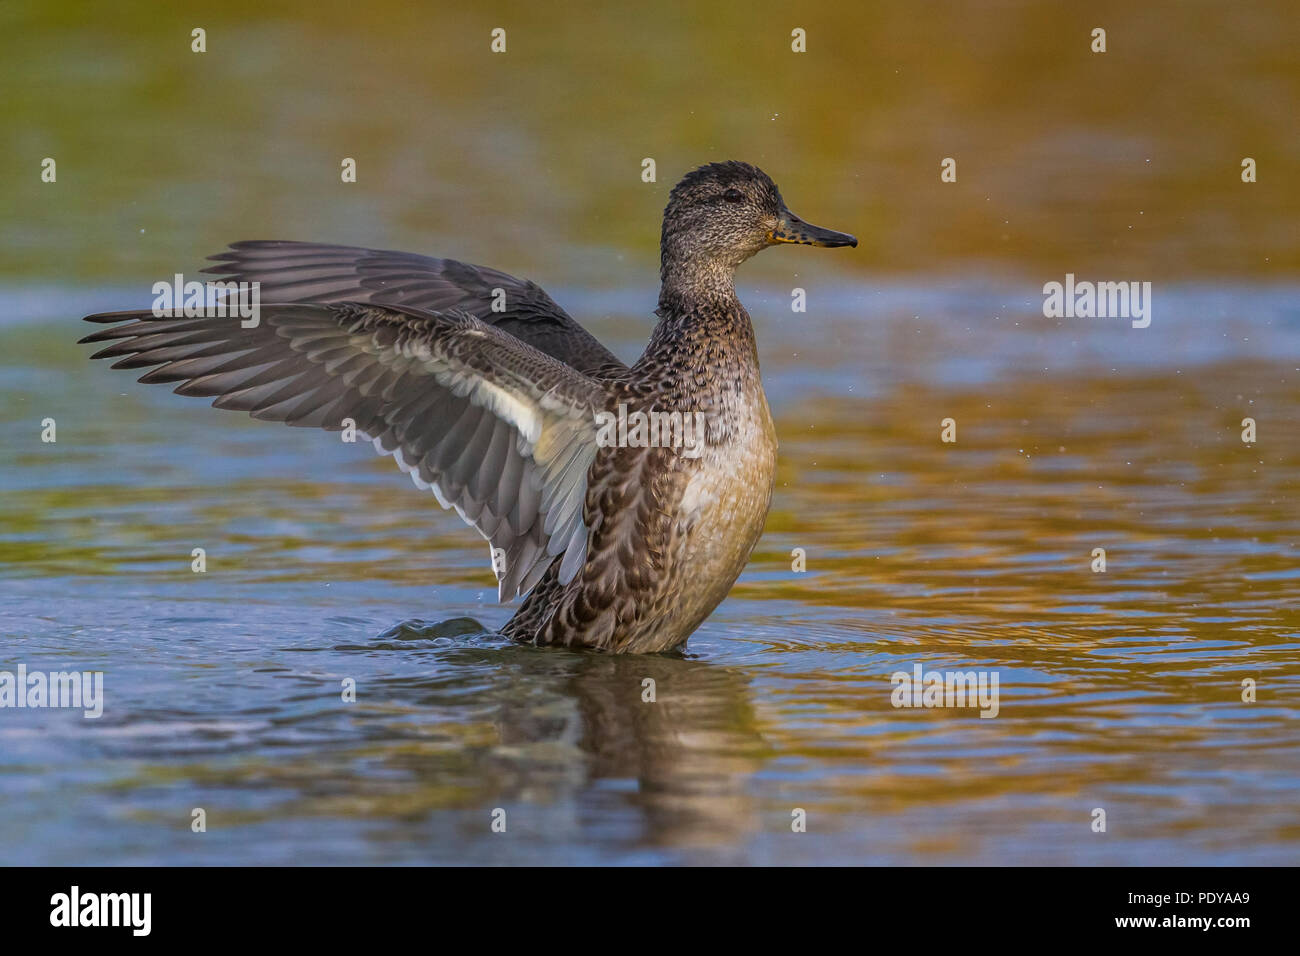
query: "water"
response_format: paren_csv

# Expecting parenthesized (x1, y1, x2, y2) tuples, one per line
(2, 281, 1297, 864)
(2, 0, 1298, 865)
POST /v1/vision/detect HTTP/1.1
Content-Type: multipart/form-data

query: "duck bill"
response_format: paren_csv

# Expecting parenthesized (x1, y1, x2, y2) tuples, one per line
(769, 210, 858, 248)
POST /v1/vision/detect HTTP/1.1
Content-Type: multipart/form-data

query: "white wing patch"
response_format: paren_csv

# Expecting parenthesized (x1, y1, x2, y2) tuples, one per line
(360, 344, 594, 602)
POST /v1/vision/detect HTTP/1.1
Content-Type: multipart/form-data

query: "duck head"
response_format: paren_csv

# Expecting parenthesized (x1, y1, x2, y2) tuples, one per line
(659, 161, 857, 291)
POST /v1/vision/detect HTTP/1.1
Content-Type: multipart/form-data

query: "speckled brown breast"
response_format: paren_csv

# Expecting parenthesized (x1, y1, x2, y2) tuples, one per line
(502, 296, 778, 653)
(652, 386, 777, 649)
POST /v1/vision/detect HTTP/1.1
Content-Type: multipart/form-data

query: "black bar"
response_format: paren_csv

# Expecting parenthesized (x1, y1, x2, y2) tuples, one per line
(0, 867, 1280, 941)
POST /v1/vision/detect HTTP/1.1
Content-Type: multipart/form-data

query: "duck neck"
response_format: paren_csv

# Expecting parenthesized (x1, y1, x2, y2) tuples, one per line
(644, 268, 760, 384)
(657, 254, 737, 307)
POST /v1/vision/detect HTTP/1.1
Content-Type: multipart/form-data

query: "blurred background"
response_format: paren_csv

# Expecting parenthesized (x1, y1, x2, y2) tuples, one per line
(4, 0, 1298, 285)
(0, 1, 1297, 866)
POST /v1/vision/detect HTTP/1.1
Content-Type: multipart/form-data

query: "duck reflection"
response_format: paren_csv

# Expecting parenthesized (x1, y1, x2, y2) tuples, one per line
(367, 622, 768, 853)
(349, 616, 771, 854)
(493, 649, 769, 851)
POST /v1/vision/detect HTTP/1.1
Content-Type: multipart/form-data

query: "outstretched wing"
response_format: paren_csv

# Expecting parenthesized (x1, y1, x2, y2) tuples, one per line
(80, 302, 606, 599)
(201, 241, 625, 375)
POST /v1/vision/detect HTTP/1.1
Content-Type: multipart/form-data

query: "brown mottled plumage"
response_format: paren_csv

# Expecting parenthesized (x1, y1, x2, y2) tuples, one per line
(79, 161, 856, 653)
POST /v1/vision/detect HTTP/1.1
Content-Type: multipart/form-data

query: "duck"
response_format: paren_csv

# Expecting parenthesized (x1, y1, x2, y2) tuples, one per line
(80, 161, 857, 653)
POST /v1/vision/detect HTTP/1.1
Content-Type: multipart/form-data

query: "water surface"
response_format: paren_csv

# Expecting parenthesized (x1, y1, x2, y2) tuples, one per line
(2, 282, 1296, 865)
(2, 0, 1298, 866)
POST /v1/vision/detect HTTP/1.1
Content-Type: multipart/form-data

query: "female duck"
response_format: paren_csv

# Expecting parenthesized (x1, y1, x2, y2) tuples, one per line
(81, 161, 856, 652)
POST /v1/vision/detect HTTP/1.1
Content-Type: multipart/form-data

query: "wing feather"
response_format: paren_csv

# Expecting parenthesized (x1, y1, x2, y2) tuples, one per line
(201, 240, 625, 374)
(81, 301, 608, 599)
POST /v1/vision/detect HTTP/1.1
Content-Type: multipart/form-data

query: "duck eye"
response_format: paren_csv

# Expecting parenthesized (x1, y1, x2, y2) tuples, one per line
(722, 188, 744, 203)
